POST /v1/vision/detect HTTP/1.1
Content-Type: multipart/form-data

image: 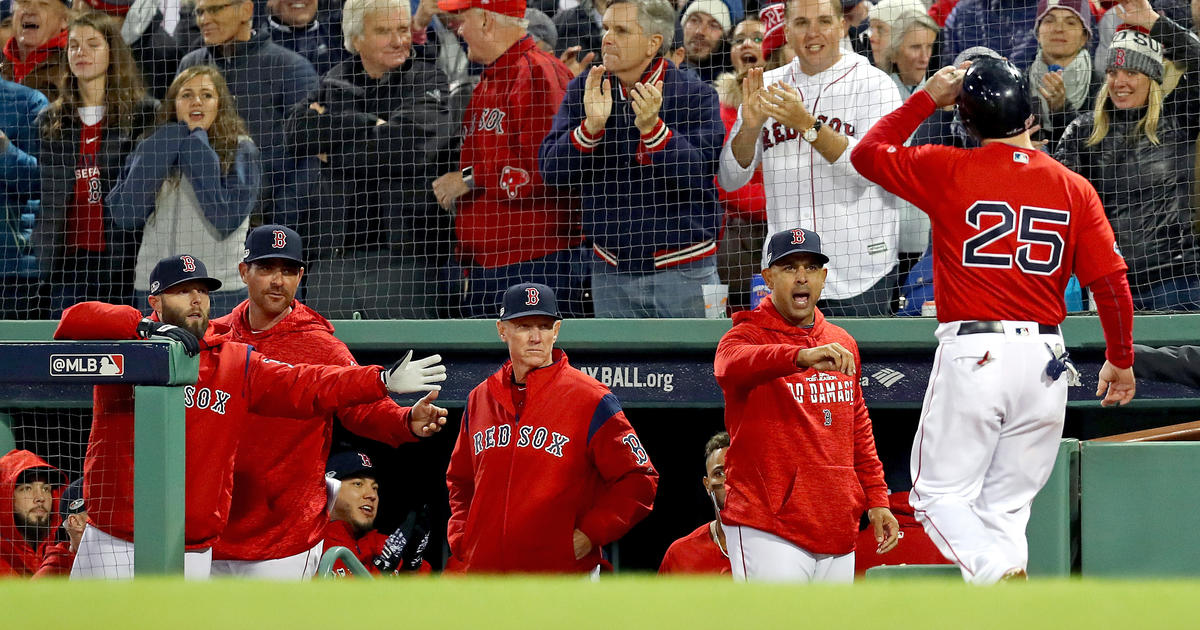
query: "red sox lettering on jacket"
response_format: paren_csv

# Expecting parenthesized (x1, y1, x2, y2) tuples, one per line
(447, 349, 658, 573)
(761, 113, 857, 150)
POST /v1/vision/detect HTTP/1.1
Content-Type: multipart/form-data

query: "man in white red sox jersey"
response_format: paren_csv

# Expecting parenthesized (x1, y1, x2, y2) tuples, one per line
(719, 0, 903, 316)
(714, 228, 900, 582)
(446, 282, 657, 573)
(851, 57, 1136, 584)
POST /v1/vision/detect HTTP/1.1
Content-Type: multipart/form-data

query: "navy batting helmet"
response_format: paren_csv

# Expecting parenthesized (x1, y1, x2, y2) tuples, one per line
(956, 57, 1033, 141)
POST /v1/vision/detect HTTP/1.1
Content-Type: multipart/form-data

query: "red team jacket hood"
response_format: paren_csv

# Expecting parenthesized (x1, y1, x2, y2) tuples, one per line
(0, 450, 65, 577)
(219, 300, 335, 342)
(731, 294, 832, 337)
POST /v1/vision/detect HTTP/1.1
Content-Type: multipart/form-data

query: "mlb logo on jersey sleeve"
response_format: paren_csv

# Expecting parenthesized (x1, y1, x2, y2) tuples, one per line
(1013, 152, 1029, 164)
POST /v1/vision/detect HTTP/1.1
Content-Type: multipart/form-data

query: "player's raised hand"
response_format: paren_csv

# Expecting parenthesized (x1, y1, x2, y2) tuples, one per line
(867, 506, 901, 554)
(383, 350, 447, 394)
(1097, 360, 1136, 407)
(583, 65, 613, 135)
(741, 67, 768, 128)
(409, 389, 449, 437)
(924, 62, 970, 108)
(795, 342, 856, 375)
(630, 79, 665, 135)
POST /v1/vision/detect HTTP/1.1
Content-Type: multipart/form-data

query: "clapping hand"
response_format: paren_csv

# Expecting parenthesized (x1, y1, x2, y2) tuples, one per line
(583, 65, 613, 135)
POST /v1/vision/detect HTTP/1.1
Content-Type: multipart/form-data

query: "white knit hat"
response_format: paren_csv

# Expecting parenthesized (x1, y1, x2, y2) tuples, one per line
(683, 0, 732, 34)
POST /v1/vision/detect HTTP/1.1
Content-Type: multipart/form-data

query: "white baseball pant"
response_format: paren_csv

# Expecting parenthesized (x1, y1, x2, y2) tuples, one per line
(70, 525, 213, 580)
(910, 320, 1068, 585)
(726, 524, 855, 583)
(209, 540, 324, 580)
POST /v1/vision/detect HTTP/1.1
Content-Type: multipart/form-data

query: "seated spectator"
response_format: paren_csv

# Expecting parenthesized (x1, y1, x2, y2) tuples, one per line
(939, 0, 1040, 71)
(34, 12, 157, 317)
(867, 0, 933, 93)
(0, 0, 68, 97)
(841, 0, 871, 57)
(680, 0, 734, 83)
(854, 491, 952, 576)
(265, 0, 349, 77)
(178, 0, 318, 230)
(659, 431, 731, 575)
(553, 0, 605, 67)
(286, 0, 457, 319)
(33, 476, 84, 578)
(107, 65, 260, 317)
(434, 0, 587, 318)
(541, 0, 725, 318)
(0, 448, 64, 577)
(1056, 4, 1200, 311)
(1029, 0, 1098, 150)
(322, 451, 431, 577)
(81, 0, 204, 100)
(526, 6, 558, 52)
(0, 75, 44, 319)
(714, 13, 767, 312)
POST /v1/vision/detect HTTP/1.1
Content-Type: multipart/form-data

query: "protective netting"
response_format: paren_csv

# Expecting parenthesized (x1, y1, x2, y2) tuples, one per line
(1, 0, 1198, 325)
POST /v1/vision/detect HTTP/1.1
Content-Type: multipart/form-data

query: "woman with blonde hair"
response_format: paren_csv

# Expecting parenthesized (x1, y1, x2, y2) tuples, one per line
(1056, 0, 1200, 311)
(35, 12, 157, 315)
(107, 65, 261, 316)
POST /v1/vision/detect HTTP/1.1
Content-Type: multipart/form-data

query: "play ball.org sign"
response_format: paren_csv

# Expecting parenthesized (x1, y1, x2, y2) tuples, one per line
(50, 354, 125, 377)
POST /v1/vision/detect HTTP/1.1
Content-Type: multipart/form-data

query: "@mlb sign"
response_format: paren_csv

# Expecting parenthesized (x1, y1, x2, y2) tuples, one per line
(50, 354, 125, 377)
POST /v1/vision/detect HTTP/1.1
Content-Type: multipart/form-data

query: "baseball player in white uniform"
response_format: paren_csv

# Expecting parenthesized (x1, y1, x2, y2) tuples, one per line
(719, 0, 903, 315)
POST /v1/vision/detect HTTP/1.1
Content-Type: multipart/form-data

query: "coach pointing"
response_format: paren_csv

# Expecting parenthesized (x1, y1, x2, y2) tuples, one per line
(714, 229, 899, 582)
(446, 283, 657, 573)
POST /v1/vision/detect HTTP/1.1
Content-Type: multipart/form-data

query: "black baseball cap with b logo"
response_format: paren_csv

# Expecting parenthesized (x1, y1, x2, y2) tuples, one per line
(326, 450, 376, 481)
(762, 227, 830, 268)
(148, 254, 223, 295)
(243, 224, 305, 266)
(499, 282, 562, 320)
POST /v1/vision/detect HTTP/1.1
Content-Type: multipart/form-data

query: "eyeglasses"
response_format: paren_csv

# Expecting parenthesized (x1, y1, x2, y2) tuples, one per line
(194, 1, 238, 18)
(732, 35, 765, 46)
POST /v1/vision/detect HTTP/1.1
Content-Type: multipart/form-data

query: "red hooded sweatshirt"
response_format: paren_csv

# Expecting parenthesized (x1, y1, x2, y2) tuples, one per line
(211, 300, 417, 562)
(714, 297, 889, 555)
(0, 449, 65, 577)
(1, 29, 67, 83)
(53, 301, 393, 550)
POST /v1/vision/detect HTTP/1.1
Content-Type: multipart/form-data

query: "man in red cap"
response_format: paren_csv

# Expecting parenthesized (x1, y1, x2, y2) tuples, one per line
(431, 0, 585, 319)
(0, 0, 69, 97)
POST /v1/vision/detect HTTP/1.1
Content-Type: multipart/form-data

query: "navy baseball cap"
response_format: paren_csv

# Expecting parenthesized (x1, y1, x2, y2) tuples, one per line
(59, 478, 85, 520)
(326, 451, 376, 481)
(499, 282, 562, 321)
(763, 228, 830, 268)
(243, 224, 305, 266)
(148, 254, 223, 296)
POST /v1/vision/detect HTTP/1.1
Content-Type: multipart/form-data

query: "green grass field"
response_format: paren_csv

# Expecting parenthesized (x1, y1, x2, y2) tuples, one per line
(2, 577, 1193, 629)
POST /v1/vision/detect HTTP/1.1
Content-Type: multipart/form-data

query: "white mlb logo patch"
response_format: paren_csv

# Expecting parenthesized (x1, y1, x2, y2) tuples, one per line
(1013, 152, 1030, 164)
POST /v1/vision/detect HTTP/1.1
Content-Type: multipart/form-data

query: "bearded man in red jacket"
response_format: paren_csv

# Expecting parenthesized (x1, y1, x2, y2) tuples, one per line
(208, 225, 448, 580)
(54, 253, 447, 579)
(714, 228, 900, 582)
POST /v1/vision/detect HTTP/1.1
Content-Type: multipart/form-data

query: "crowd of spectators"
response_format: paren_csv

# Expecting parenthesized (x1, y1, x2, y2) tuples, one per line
(2, 0, 1200, 321)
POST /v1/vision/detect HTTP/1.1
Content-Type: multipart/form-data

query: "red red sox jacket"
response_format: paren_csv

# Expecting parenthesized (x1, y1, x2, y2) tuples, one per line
(446, 349, 658, 573)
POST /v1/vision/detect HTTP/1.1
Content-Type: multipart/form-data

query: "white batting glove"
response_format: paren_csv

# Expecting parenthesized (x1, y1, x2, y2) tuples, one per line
(382, 350, 447, 394)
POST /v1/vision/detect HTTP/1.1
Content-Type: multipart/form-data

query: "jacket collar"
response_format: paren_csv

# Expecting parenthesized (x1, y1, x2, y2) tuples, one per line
(732, 295, 828, 337)
(2, 29, 67, 80)
(486, 348, 569, 416)
(615, 57, 668, 100)
(224, 299, 334, 340)
(483, 35, 537, 79)
(204, 27, 272, 61)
